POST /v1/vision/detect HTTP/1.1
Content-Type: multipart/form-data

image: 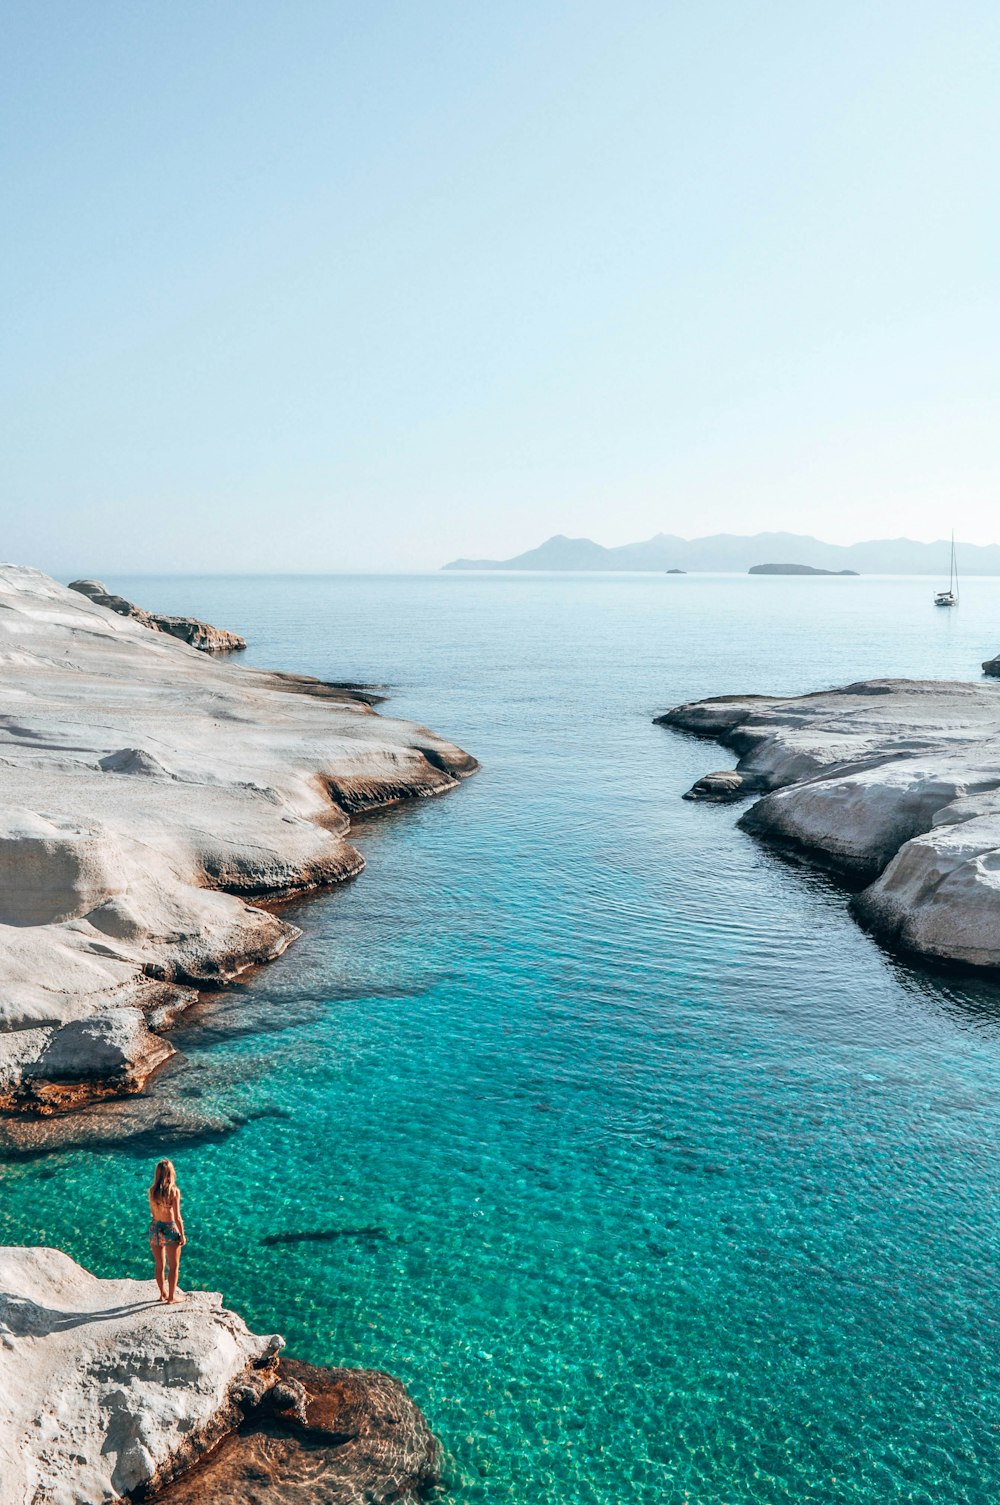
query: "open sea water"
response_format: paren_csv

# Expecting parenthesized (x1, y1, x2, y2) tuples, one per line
(3, 571, 1000, 1504)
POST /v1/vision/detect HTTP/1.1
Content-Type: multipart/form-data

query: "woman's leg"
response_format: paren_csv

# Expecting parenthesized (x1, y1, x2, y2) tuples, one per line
(151, 1241, 166, 1300)
(166, 1241, 183, 1302)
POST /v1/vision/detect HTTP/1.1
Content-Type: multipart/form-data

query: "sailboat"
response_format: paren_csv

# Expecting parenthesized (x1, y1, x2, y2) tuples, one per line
(934, 533, 959, 607)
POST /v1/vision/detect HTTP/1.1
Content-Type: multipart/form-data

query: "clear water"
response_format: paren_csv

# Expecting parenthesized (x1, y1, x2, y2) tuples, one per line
(4, 572, 1000, 1504)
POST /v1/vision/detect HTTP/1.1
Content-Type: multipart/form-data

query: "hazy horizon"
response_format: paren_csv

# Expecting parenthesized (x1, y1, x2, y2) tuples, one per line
(12, 522, 1000, 582)
(20, 523, 997, 580)
(5, 2, 1000, 573)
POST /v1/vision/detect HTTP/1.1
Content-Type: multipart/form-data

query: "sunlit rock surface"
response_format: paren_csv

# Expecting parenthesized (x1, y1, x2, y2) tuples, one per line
(150, 1359, 440, 1505)
(0, 1246, 281, 1504)
(658, 679, 1000, 969)
(0, 1248, 439, 1505)
(0, 566, 476, 1112)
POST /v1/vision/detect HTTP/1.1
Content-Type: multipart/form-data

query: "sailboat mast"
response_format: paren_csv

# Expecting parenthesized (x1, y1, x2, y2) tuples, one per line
(952, 531, 958, 600)
(934, 530, 959, 606)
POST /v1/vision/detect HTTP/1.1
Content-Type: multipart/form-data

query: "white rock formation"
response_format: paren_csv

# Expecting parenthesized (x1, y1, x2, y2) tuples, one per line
(0, 565, 476, 1110)
(0, 1245, 281, 1505)
(659, 679, 1000, 968)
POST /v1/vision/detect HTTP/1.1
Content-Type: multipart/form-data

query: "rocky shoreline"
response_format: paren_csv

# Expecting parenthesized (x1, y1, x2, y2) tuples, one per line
(658, 678, 1000, 970)
(67, 579, 248, 654)
(0, 566, 476, 1122)
(0, 1246, 438, 1505)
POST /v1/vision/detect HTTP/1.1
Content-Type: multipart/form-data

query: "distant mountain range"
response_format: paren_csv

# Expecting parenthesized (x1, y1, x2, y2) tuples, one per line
(443, 532, 1000, 575)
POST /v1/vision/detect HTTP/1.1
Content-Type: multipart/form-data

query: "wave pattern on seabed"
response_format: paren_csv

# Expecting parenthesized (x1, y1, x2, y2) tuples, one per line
(4, 572, 1000, 1504)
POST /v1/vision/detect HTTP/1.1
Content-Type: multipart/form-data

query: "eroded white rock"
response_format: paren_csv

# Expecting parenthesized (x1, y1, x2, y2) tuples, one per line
(0, 566, 476, 1108)
(0, 1245, 281, 1505)
(659, 679, 1000, 968)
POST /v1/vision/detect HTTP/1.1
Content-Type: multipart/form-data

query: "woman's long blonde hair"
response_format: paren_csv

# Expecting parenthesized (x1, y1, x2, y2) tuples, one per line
(150, 1158, 178, 1206)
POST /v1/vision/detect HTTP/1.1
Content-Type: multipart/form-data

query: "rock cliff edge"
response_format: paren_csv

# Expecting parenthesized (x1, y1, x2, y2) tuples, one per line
(658, 679, 1000, 969)
(0, 565, 476, 1115)
(0, 1246, 438, 1505)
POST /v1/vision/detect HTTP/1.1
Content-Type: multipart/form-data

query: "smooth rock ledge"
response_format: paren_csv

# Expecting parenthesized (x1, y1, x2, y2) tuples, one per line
(0, 566, 476, 1115)
(0, 1246, 439, 1505)
(658, 678, 1000, 969)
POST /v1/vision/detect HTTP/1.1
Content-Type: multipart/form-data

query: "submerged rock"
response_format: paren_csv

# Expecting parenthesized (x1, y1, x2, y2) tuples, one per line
(0, 1091, 244, 1157)
(150, 1359, 440, 1505)
(0, 565, 477, 1117)
(0, 1248, 439, 1505)
(658, 679, 1000, 969)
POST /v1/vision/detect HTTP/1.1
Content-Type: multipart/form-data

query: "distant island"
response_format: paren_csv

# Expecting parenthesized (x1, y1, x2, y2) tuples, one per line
(443, 530, 998, 574)
(748, 562, 859, 576)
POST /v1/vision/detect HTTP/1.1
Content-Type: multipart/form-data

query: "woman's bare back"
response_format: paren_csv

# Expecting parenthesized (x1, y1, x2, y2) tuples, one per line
(149, 1187, 180, 1221)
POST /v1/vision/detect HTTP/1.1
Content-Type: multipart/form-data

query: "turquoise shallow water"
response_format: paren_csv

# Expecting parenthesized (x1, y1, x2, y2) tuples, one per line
(4, 573, 1000, 1502)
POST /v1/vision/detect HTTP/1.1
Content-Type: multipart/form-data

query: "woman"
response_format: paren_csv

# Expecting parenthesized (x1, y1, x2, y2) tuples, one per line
(148, 1158, 186, 1303)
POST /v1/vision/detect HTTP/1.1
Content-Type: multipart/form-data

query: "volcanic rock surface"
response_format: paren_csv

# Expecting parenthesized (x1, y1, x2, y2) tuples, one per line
(658, 679, 1000, 969)
(149, 1358, 440, 1505)
(0, 565, 476, 1113)
(0, 1247, 439, 1505)
(67, 580, 246, 654)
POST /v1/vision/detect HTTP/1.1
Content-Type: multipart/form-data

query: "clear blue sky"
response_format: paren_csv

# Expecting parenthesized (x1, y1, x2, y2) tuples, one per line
(3, 1, 999, 572)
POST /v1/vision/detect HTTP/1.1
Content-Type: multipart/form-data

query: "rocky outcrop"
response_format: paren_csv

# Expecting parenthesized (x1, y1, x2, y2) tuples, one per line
(658, 679, 1000, 969)
(0, 1247, 439, 1505)
(154, 616, 246, 653)
(983, 653, 1000, 678)
(67, 580, 246, 654)
(150, 1359, 440, 1505)
(0, 566, 476, 1115)
(0, 1245, 281, 1504)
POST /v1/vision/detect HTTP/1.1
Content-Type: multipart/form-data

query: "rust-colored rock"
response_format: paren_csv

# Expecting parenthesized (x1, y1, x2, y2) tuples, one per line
(149, 1358, 441, 1505)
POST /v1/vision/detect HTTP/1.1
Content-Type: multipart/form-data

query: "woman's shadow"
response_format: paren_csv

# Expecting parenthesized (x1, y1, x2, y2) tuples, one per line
(0, 1293, 161, 1337)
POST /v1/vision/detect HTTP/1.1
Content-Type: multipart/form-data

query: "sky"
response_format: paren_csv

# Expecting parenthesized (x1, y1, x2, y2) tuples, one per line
(3, 1, 1000, 573)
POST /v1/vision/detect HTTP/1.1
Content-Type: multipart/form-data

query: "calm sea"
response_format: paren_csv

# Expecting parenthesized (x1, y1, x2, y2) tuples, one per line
(4, 572, 1000, 1504)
